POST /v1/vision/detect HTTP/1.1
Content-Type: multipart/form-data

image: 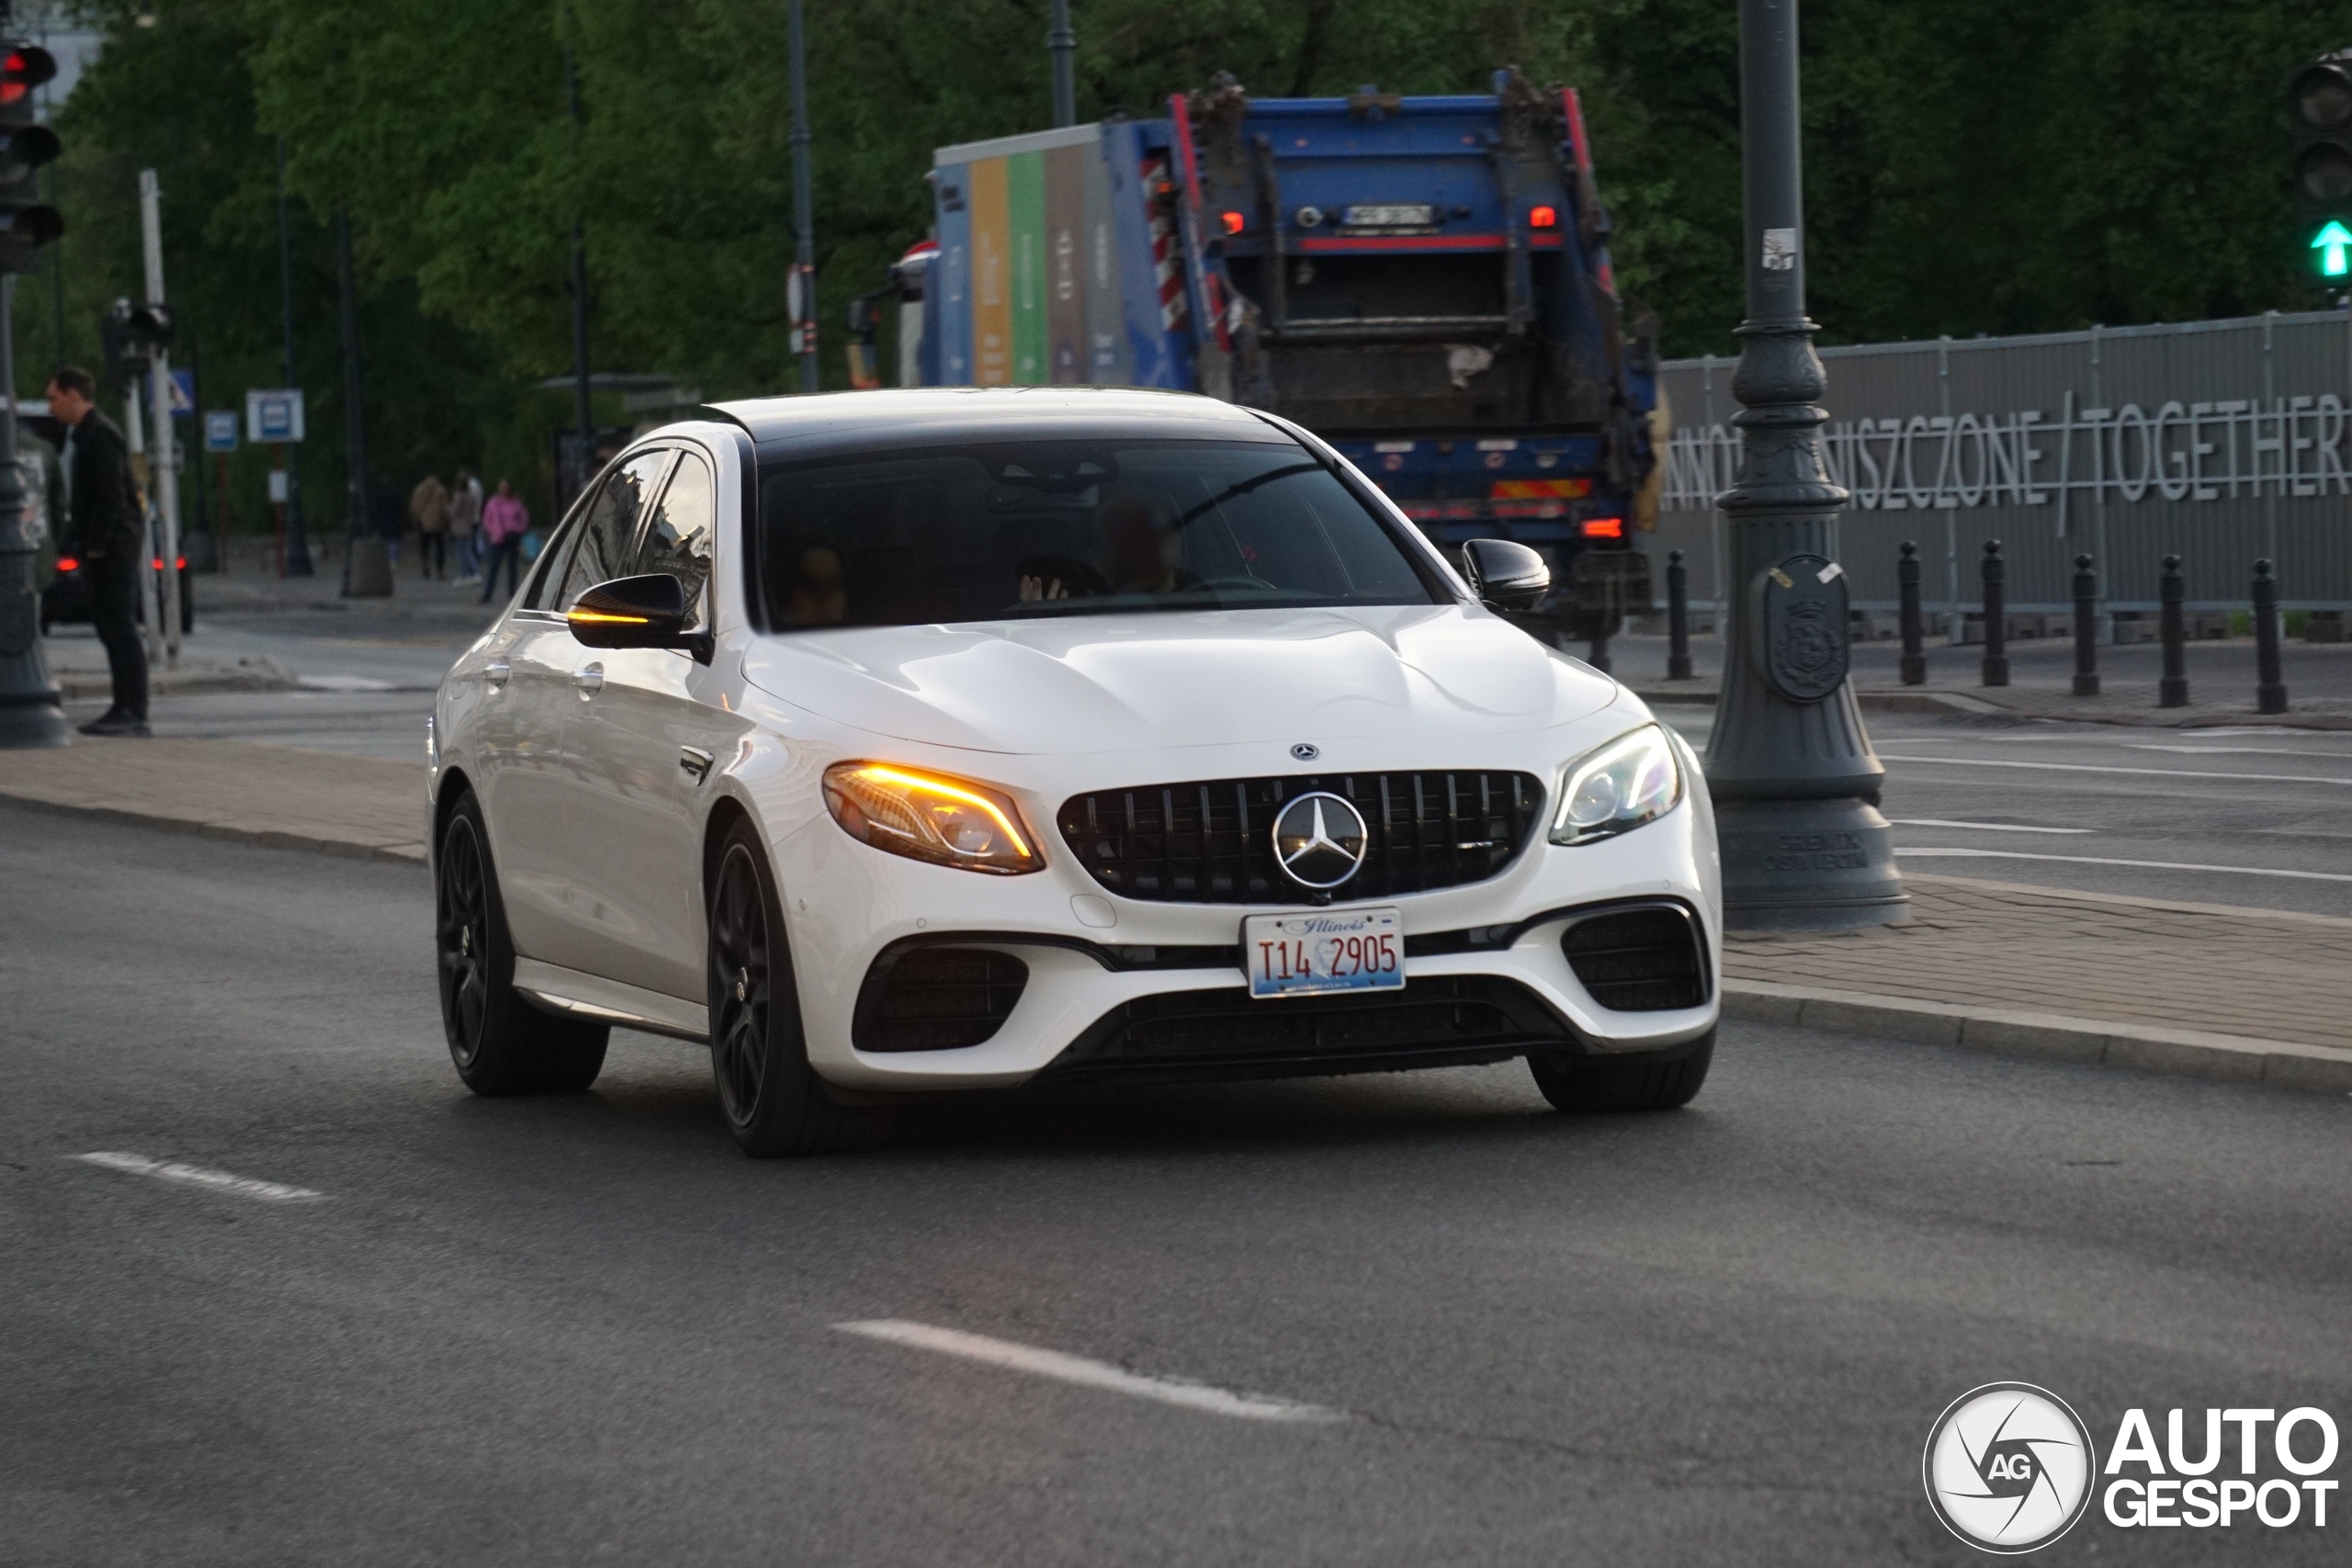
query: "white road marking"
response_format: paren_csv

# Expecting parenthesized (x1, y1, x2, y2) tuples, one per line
(1894, 849, 2352, 882)
(1889, 818, 2093, 834)
(2129, 744, 2352, 759)
(834, 1319, 1345, 1424)
(1876, 755, 2352, 786)
(75, 1151, 325, 1203)
(296, 674, 398, 693)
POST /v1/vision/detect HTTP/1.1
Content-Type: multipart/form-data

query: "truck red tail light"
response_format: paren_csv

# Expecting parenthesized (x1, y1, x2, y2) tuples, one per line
(54, 554, 76, 571)
(1220, 210, 1246, 235)
(1529, 205, 1557, 229)
(1580, 516, 1624, 540)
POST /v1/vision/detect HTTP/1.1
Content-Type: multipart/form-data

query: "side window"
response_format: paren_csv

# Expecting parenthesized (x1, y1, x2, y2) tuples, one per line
(556, 450, 673, 611)
(521, 509, 586, 611)
(633, 451, 715, 627)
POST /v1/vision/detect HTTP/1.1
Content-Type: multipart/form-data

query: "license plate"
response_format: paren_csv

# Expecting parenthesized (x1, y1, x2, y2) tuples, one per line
(1341, 203, 1434, 229)
(1242, 907, 1405, 999)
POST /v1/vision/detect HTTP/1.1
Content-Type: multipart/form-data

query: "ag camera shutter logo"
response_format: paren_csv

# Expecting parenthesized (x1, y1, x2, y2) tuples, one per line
(1923, 1383, 2097, 1553)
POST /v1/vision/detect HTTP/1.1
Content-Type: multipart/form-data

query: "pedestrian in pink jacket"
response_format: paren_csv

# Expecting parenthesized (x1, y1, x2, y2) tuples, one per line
(478, 480, 530, 604)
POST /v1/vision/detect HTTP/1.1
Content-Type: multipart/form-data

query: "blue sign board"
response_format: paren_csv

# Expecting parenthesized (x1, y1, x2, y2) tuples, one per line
(203, 410, 239, 453)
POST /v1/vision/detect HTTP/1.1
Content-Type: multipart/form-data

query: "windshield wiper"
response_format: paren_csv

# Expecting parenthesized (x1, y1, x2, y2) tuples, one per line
(1173, 462, 1324, 529)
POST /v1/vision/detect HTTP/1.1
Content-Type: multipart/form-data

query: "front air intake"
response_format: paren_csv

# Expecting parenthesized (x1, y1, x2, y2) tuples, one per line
(857, 946, 1029, 1052)
(1561, 905, 1710, 1012)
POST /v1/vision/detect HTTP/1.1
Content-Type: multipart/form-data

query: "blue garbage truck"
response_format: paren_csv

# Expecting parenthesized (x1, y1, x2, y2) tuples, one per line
(865, 69, 1661, 650)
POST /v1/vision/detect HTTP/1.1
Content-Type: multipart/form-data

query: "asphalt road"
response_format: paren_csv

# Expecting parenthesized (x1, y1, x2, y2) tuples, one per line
(1664, 707, 2352, 918)
(7, 803, 2348, 1565)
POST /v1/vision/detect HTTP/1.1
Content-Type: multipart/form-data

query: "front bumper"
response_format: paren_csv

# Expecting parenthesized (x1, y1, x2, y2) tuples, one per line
(770, 759, 1719, 1093)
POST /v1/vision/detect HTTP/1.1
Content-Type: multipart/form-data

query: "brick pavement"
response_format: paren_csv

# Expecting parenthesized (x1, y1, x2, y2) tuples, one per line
(1725, 874, 2352, 1053)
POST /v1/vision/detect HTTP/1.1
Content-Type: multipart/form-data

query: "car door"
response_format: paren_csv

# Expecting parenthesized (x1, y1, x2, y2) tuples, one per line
(560, 444, 750, 1000)
(472, 499, 602, 964)
(492, 450, 672, 972)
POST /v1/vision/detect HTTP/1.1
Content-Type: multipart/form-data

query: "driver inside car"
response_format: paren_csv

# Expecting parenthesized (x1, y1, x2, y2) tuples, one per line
(1017, 487, 1199, 602)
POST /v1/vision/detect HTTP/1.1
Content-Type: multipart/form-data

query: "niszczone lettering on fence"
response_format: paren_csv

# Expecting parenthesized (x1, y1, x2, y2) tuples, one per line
(1666, 396, 2351, 516)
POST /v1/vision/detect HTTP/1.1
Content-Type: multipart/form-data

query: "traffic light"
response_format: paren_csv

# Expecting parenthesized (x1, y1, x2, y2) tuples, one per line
(2290, 51, 2352, 281)
(0, 42, 59, 273)
(99, 299, 173, 396)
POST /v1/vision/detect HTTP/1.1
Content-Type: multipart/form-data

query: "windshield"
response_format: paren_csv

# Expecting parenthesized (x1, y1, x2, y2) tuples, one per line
(757, 437, 1440, 629)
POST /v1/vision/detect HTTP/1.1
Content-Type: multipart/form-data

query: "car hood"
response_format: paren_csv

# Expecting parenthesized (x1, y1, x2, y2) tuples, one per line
(740, 605, 1621, 755)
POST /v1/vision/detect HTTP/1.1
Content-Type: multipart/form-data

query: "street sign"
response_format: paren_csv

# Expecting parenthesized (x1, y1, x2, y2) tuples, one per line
(168, 368, 194, 414)
(203, 410, 239, 452)
(244, 387, 304, 444)
(2312, 220, 2351, 279)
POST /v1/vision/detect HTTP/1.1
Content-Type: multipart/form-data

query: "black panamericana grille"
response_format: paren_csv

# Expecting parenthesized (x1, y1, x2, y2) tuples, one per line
(856, 947, 1030, 1052)
(1561, 906, 1710, 1012)
(1057, 771, 1545, 904)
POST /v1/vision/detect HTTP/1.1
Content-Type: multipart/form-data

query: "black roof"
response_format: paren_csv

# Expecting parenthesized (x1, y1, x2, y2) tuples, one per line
(700, 386, 1291, 462)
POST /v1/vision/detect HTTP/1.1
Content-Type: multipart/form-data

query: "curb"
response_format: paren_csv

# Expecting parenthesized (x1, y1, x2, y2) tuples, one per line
(0, 791, 426, 866)
(1723, 979, 2352, 1096)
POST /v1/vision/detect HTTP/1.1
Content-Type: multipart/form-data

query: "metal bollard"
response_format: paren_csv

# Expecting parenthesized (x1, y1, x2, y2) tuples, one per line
(1980, 539, 2008, 687)
(2071, 553, 2099, 697)
(2158, 554, 2188, 708)
(2254, 558, 2288, 715)
(1897, 540, 1927, 684)
(1666, 549, 1692, 680)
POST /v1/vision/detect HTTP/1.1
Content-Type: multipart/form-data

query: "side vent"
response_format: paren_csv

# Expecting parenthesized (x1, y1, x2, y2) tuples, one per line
(1562, 906, 1709, 1012)
(860, 947, 1029, 1052)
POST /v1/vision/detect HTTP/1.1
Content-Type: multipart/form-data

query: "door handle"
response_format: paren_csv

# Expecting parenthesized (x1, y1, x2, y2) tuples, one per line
(678, 746, 715, 784)
(484, 660, 510, 687)
(572, 663, 605, 695)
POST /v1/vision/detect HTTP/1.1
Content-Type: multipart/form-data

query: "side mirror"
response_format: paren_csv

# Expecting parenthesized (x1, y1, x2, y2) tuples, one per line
(1460, 539, 1551, 613)
(566, 573, 696, 651)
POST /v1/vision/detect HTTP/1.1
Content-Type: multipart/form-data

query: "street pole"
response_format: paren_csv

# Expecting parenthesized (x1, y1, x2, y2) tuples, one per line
(138, 169, 183, 663)
(1702, 0, 1905, 931)
(123, 379, 163, 663)
(274, 137, 312, 576)
(787, 0, 818, 392)
(563, 38, 594, 478)
(0, 271, 68, 747)
(1047, 0, 1076, 129)
(337, 209, 389, 597)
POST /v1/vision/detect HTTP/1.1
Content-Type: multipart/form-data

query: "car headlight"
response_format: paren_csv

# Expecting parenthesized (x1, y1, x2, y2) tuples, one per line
(822, 761, 1044, 874)
(1551, 724, 1682, 845)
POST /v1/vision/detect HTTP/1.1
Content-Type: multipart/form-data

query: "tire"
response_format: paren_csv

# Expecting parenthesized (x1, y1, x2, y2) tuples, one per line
(1528, 1028, 1713, 1113)
(435, 789, 609, 1094)
(707, 820, 882, 1156)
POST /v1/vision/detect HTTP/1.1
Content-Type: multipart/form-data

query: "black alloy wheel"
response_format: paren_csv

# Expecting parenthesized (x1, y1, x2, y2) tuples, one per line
(437, 814, 493, 1068)
(434, 788, 608, 1095)
(708, 841, 773, 1126)
(707, 822, 881, 1156)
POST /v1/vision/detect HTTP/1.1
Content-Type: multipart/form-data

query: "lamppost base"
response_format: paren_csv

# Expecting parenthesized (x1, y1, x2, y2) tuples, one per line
(2072, 675, 2100, 697)
(1715, 796, 1907, 933)
(0, 689, 70, 750)
(2258, 684, 2288, 715)
(344, 536, 394, 598)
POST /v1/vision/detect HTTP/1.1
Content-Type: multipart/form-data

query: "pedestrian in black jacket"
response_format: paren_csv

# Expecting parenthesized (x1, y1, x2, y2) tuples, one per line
(47, 366, 149, 736)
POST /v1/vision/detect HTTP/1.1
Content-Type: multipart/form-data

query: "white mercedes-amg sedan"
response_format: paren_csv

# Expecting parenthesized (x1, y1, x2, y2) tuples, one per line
(427, 389, 1720, 1155)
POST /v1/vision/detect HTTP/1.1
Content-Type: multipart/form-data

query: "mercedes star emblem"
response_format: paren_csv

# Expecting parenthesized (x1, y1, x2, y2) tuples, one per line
(1272, 792, 1370, 890)
(1290, 742, 1320, 761)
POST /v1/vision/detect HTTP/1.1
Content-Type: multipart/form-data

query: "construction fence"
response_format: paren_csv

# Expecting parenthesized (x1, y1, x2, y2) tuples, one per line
(1654, 310, 2352, 617)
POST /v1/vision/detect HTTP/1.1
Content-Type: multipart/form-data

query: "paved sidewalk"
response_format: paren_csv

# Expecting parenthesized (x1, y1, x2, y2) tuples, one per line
(0, 736, 424, 861)
(3, 735, 2346, 1093)
(1612, 630, 2352, 728)
(1722, 875, 2352, 1092)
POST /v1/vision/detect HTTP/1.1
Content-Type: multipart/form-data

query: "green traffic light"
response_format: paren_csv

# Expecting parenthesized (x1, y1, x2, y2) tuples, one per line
(2314, 219, 2352, 278)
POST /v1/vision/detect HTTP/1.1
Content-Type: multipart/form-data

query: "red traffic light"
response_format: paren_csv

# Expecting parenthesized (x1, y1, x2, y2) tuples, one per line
(0, 46, 55, 107)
